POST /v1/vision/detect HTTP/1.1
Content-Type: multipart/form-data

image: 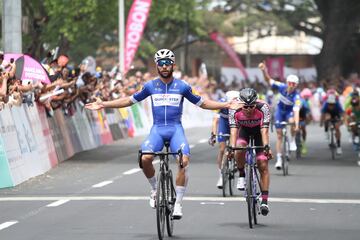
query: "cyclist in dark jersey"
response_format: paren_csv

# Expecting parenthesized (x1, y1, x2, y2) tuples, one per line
(229, 88, 272, 216)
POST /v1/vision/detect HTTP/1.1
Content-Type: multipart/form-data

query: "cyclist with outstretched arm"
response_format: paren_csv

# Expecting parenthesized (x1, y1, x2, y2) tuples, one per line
(86, 49, 236, 219)
(259, 62, 301, 170)
(228, 88, 272, 216)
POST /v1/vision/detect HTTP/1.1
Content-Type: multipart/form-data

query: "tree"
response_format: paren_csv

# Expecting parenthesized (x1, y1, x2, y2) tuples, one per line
(22, 0, 118, 63)
(219, 0, 360, 81)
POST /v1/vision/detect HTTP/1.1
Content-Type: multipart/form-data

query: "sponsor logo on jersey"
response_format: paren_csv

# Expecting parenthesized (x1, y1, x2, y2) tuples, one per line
(152, 94, 182, 107)
(279, 95, 294, 105)
(238, 119, 261, 126)
(169, 82, 180, 92)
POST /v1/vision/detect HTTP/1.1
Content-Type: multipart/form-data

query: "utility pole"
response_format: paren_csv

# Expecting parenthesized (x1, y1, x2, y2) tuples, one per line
(2, 0, 22, 53)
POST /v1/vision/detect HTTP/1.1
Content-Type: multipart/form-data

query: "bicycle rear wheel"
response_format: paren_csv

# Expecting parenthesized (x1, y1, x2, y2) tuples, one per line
(282, 137, 289, 176)
(295, 131, 302, 159)
(166, 170, 176, 237)
(222, 158, 229, 197)
(156, 172, 166, 240)
(330, 129, 336, 160)
(246, 164, 254, 228)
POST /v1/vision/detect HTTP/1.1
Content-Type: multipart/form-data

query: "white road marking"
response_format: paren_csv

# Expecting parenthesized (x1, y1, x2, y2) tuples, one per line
(46, 199, 70, 207)
(1, 196, 360, 204)
(0, 221, 18, 231)
(200, 202, 225, 205)
(198, 139, 208, 144)
(123, 168, 141, 175)
(91, 181, 113, 188)
(189, 144, 195, 149)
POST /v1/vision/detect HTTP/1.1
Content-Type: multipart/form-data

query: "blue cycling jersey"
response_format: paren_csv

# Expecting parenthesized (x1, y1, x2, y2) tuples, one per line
(130, 78, 203, 125)
(217, 97, 229, 119)
(271, 79, 301, 111)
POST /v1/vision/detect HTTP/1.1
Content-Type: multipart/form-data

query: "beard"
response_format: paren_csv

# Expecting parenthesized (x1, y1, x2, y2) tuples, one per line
(157, 67, 173, 79)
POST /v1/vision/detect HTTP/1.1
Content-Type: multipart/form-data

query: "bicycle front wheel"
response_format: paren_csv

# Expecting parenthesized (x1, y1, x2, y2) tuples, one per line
(282, 137, 289, 176)
(330, 129, 336, 160)
(229, 159, 236, 196)
(222, 157, 229, 197)
(246, 164, 254, 228)
(166, 170, 176, 237)
(156, 172, 166, 240)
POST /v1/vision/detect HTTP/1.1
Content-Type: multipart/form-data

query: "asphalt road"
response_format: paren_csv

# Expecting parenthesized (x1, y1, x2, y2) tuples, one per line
(0, 124, 359, 240)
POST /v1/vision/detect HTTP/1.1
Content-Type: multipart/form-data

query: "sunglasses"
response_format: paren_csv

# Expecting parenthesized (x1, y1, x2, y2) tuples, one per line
(243, 105, 255, 109)
(157, 59, 174, 67)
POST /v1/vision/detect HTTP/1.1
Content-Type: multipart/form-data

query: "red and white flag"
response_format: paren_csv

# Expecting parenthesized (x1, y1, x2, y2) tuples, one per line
(124, 0, 152, 74)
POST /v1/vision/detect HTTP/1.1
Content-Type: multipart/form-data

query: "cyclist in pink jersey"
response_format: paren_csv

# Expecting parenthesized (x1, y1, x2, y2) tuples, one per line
(229, 88, 272, 216)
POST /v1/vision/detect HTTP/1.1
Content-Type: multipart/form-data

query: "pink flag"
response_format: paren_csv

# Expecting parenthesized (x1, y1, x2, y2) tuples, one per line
(209, 31, 248, 79)
(124, 0, 152, 74)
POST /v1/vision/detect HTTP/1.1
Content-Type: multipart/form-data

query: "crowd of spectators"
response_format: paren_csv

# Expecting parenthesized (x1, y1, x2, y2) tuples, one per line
(2, 49, 360, 118)
(0, 51, 218, 117)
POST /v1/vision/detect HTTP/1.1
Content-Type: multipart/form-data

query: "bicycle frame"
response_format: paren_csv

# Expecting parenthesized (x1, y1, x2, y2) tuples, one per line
(230, 138, 264, 228)
(138, 143, 183, 240)
(327, 120, 338, 160)
(279, 121, 292, 176)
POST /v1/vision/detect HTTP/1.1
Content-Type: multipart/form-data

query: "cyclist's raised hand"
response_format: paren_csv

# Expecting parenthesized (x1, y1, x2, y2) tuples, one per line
(208, 132, 216, 146)
(85, 97, 104, 110)
(258, 61, 266, 71)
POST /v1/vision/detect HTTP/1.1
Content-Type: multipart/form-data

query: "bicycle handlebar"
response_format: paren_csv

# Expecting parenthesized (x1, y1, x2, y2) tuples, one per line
(227, 145, 266, 151)
(138, 149, 184, 168)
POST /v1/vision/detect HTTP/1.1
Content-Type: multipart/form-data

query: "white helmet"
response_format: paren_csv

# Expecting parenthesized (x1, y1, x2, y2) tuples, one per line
(154, 49, 175, 63)
(286, 74, 299, 85)
(225, 90, 240, 101)
(327, 94, 337, 104)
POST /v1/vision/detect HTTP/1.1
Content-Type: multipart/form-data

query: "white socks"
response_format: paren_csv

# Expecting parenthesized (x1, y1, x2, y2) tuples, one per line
(148, 176, 157, 191)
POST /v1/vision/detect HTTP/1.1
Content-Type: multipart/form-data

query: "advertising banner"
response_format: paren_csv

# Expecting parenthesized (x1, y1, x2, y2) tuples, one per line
(124, 0, 152, 73)
(266, 57, 285, 81)
(0, 107, 24, 185)
(37, 105, 58, 167)
(0, 136, 13, 188)
(71, 103, 97, 150)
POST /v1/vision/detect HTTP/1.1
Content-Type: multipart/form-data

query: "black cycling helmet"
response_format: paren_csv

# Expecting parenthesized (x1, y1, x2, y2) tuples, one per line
(239, 88, 258, 105)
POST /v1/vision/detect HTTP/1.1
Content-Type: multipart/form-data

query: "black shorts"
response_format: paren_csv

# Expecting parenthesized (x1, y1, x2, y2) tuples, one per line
(238, 127, 263, 153)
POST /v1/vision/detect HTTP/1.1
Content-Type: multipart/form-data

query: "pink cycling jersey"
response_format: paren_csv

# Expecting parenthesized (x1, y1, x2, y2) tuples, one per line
(229, 100, 270, 129)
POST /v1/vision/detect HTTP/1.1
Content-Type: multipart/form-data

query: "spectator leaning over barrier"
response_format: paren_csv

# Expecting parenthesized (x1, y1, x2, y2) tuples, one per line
(85, 48, 237, 220)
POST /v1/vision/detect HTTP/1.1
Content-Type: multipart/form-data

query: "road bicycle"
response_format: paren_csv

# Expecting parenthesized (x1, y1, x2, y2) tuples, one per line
(229, 137, 265, 229)
(326, 120, 338, 160)
(138, 142, 183, 240)
(218, 133, 237, 197)
(295, 128, 302, 160)
(279, 121, 293, 176)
